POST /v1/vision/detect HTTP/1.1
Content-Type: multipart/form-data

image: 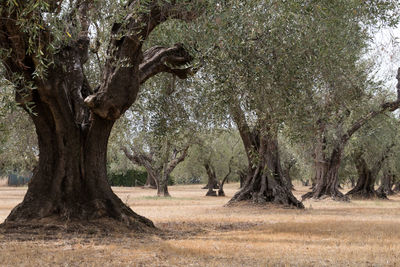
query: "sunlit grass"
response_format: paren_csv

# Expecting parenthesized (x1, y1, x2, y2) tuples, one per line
(1, 183, 400, 266)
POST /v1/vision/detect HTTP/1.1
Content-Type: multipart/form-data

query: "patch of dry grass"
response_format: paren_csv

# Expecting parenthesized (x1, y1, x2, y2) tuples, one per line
(1, 183, 400, 266)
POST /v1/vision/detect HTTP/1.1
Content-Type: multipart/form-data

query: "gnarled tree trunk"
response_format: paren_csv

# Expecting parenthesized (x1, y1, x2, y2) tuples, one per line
(227, 97, 302, 208)
(1, 0, 198, 230)
(377, 170, 395, 197)
(202, 163, 219, 190)
(204, 163, 219, 196)
(346, 151, 387, 199)
(238, 169, 247, 188)
(6, 73, 153, 229)
(302, 70, 400, 201)
(122, 144, 189, 198)
(228, 134, 303, 208)
(302, 127, 347, 201)
(157, 173, 171, 197)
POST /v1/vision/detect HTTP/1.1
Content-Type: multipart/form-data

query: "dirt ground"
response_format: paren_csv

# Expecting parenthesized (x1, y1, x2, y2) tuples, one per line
(1, 182, 400, 266)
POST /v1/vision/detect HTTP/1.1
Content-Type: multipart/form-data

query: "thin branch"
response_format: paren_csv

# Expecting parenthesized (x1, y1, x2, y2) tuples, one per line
(165, 144, 190, 175)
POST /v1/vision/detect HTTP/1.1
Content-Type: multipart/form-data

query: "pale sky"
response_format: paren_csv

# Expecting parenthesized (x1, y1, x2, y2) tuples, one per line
(370, 26, 400, 91)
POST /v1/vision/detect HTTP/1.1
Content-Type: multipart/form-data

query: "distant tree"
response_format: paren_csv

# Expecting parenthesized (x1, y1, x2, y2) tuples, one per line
(120, 72, 198, 196)
(189, 0, 399, 207)
(341, 114, 400, 198)
(195, 131, 241, 196)
(0, 81, 37, 174)
(122, 143, 189, 197)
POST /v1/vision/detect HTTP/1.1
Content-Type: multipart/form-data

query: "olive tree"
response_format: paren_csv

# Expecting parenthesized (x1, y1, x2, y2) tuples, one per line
(0, 0, 203, 229)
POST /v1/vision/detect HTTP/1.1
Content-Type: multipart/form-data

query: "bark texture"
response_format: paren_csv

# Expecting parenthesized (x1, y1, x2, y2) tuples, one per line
(227, 98, 302, 208)
(346, 150, 388, 199)
(302, 126, 348, 201)
(229, 135, 303, 207)
(376, 170, 395, 197)
(302, 70, 400, 201)
(203, 163, 219, 196)
(0, 0, 198, 229)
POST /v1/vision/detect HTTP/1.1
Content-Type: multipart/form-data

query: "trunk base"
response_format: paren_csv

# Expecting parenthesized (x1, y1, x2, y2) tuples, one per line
(142, 185, 157, 189)
(346, 189, 387, 200)
(0, 216, 155, 238)
(218, 189, 225, 197)
(206, 189, 217, 197)
(202, 184, 219, 190)
(228, 182, 303, 208)
(302, 186, 349, 201)
(3, 195, 155, 234)
(157, 192, 171, 197)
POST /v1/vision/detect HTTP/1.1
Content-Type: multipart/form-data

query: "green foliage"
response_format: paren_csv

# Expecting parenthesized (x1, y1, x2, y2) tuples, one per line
(108, 168, 175, 187)
(108, 168, 148, 187)
(0, 80, 37, 173)
(172, 130, 247, 184)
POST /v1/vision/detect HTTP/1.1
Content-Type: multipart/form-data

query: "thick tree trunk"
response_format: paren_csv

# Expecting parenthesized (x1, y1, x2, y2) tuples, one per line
(347, 146, 392, 199)
(4, 93, 153, 230)
(217, 185, 226, 197)
(228, 136, 303, 208)
(302, 141, 348, 201)
(157, 174, 171, 197)
(203, 163, 219, 196)
(0, 0, 198, 233)
(377, 170, 395, 196)
(346, 154, 386, 199)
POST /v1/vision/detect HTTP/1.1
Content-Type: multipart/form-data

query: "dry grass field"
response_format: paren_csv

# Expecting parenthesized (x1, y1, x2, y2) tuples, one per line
(0, 178, 7, 187)
(1, 183, 400, 266)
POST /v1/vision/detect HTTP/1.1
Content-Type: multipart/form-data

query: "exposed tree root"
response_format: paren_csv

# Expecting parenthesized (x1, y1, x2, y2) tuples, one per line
(302, 187, 349, 202)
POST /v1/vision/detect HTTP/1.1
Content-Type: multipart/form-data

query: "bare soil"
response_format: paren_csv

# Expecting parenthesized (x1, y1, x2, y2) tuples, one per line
(1, 183, 400, 266)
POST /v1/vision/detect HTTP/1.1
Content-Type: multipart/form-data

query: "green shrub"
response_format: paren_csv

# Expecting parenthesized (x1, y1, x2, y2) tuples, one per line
(108, 169, 147, 187)
(108, 169, 175, 187)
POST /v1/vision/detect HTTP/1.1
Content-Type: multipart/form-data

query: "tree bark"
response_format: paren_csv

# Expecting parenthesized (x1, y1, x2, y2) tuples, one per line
(238, 169, 247, 188)
(157, 174, 171, 197)
(376, 170, 395, 196)
(227, 98, 302, 208)
(228, 134, 303, 208)
(0, 0, 198, 230)
(203, 163, 219, 196)
(302, 127, 348, 201)
(302, 146, 347, 201)
(282, 161, 295, 190)
(346, 144, 392, 199)
(5, 89, 153, 229)
(144, 173, 157, 189)
(345, 153, 386, 199)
